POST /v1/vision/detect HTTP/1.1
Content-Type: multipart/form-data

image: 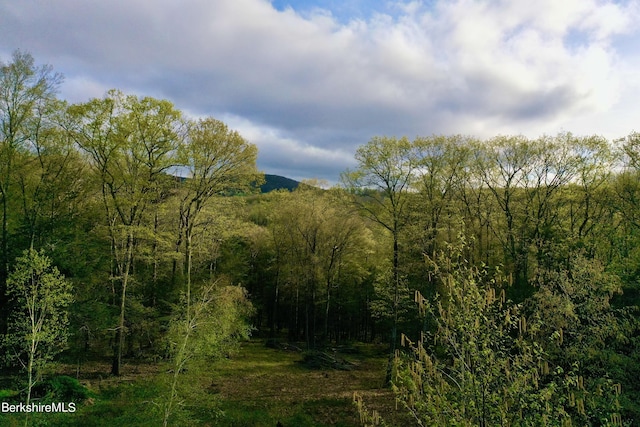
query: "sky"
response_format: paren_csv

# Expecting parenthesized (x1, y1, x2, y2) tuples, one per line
(1, 0, 639, 183)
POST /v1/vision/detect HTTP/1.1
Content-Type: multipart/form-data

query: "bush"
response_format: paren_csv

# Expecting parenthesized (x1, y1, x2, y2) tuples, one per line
(31, 376, 91, 402)
(0, 389, 18, 400)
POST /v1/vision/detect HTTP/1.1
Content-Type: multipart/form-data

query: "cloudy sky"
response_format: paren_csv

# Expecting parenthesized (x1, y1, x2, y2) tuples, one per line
(1, 0, 639, 182)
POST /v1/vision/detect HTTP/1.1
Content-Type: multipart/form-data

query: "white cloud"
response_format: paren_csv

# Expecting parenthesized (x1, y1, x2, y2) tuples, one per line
(61, 76, 112, 104)
(1, 0, 639, 179)
(218, 114, 356, 182)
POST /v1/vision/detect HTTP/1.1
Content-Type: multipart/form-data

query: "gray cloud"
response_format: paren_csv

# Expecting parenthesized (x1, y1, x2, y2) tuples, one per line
(1, 0, 639, 182)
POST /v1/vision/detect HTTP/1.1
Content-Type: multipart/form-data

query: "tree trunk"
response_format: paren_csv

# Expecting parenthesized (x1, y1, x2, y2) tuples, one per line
(270, 267, 280, 338)
(0, 180, 9, 335)
(324, 279, 331, 342)
(111, 232, 133, 376)
(186, 231, 192, 324)
(386, 230, 400, 384)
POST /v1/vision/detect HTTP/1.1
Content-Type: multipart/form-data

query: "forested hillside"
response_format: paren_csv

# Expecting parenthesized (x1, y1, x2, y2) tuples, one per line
(2, 51, 640, 426)
(260, 174, 300, 193)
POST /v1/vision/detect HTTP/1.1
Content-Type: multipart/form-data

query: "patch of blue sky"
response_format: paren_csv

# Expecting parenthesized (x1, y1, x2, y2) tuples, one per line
(563, 27, 592, 52)
(564, 23, 640, 56)
(270, 0, 416, 23)
(610, 31, 640, 58)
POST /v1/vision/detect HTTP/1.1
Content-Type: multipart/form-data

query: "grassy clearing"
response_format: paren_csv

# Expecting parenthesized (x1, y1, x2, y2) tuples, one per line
(208, 340, 415, 426)
(0, 340, 415, 426)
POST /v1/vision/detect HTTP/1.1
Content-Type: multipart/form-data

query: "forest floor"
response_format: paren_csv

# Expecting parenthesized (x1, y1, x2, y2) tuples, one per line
(0, 339, 417, 426)
(207, 339, 416, 426)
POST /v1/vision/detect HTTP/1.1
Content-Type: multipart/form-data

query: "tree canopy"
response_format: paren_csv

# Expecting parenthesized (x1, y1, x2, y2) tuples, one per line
(2, 50, 640, 426)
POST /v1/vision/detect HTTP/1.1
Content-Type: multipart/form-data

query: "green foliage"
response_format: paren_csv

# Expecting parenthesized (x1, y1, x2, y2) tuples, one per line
(353, 392, 387, 427)
(3, 249, 73, 405)
(526, 256, 636, 424)
(30, 375, 91, 402)
(1, 50, 64, 332)
(163, 282, 253, 366)
(527, 256, 623, 361)
(266, 187, 375, 344)
(160, 281, 253, 426)
(392, 243, 624, 426)
(368, 266, 414, 332)
(0, 389, 18, 399)
(5, 50, 640, 426)
(260, 174, 300, 193)
(68, 89, 186, 376)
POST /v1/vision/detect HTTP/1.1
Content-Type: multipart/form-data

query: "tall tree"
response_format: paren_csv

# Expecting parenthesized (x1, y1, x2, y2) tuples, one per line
(342, 136, 416, 380)
(411, 135, 470, 266)
(614, 132, 640, 230)
(566, 135, 614, 251)
(175, 117, 261, 324)
(15, 99, 86, 250)
(474, 135, 534, 288)
(69, 90, 183, 375)
(0, 51, 62, 330)
(268, 187, 372, 346)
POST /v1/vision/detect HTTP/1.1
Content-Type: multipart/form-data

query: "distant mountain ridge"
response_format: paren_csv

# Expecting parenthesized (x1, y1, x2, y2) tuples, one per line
(260, 174, 300, 193)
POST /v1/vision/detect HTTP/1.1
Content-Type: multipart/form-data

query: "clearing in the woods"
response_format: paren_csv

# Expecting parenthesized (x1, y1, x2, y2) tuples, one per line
(0, 339, 415, 426)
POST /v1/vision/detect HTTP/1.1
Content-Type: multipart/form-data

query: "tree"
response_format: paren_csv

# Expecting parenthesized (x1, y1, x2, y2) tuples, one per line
(614, 132, 640, 231)
(411, 135, 470, 260)
(472, 134, 585, 291)
(0, 51, 62, 330)
(342, 136, 416, 380)
(15, 99, 86, 250)
(267, 187, 373, 346)
(473, 135, 535, 290)
(175, 117, 261, 324)
(393, 243, 623, 426)
(69, 90, 183, 375)
(161, 281, 253, 426)
(564, 135, 615, 257)
(4, 249, 72, 408)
